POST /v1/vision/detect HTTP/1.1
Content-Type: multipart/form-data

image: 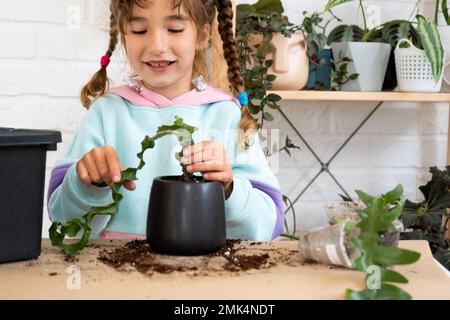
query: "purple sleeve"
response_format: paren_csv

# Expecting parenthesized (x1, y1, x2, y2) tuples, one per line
(47, 163, 73, 219)
(249, 180, 285, 239)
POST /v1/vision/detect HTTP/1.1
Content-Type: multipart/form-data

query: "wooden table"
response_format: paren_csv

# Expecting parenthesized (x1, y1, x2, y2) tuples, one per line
(0, 240, 448, 300)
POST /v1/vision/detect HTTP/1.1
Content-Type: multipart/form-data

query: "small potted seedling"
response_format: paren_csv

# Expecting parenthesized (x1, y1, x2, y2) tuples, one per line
(299, 192, 405, 269)
(298, 185, 421, 300)
(50, 116, 226, 256)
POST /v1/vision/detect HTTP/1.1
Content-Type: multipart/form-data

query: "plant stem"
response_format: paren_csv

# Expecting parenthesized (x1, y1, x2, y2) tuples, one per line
(280, 232, 300, 240)
(359, 0, 368, 31)
(435, 0, 440, 24)
(408, 0, 422, 21)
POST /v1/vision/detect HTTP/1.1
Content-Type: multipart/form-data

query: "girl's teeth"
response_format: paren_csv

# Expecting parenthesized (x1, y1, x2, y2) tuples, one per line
(148, 62, 170, 67)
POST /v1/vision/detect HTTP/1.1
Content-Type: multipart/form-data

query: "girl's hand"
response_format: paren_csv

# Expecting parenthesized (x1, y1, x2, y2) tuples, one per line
(181, 141, 234, 198)
(76, 146, 136, 191)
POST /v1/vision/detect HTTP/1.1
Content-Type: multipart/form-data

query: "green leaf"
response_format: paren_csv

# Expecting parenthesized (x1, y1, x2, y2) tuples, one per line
(355, 189, 374, 207)
(417, 15, 444, 83)
(324, 0, 354, 12)
(443, 0, 450, 25)
(381, 268, 409, 283)
(346, 283, 412, 300)
(381, 20, 421, 48)
(267, 93, 282, 102)
(263, 112, 274, 121)
(328, 25, 364, 44)
(372, 246, 421, 265)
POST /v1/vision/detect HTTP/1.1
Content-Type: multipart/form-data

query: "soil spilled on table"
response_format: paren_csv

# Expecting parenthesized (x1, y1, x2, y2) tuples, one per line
(97, 239, 297, 277)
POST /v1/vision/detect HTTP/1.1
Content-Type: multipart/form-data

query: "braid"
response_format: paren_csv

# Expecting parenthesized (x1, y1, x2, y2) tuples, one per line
(214, 0, 244, 93)
(214, 0, 257, 149)
(80, 9, 119, 108)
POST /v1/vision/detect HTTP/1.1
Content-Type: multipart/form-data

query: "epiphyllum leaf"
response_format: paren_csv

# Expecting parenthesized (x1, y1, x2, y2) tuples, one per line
(49, 116, 197, 256)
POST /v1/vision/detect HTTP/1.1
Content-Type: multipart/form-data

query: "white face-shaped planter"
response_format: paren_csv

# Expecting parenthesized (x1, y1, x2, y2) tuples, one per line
(248, 32, 309, 90)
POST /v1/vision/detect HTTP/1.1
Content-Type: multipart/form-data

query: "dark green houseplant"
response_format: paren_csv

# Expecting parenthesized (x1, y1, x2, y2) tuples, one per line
(400, 167, 450, 270)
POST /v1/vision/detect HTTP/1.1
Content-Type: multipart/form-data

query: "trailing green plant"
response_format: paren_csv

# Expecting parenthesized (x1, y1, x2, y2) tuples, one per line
(301, 0, 353, 57)
(331, 51, 359, 90)
(300, 0, 353, 90)
(236, 0, 302, 238)
(346, 185, 421, 300)
(400, 167, 450, 270)
(49, 116, 197, 256)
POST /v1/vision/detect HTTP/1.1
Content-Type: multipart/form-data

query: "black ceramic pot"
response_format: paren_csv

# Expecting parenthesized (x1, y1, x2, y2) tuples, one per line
(146, 176, 226, 255)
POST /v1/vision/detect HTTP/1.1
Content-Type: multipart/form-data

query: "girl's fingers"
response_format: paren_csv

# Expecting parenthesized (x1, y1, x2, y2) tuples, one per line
(82, 153, 102, 183)
(183, 141, 211, 156)
(202, 172, 229, 183)
(105, 148, 121, 184)
(182, 147, 226, 165)
(92, 148, 111, 185)
(186, 161, 228, 174)
(123, 181, 136, 191)
(76, 161, 92, 185)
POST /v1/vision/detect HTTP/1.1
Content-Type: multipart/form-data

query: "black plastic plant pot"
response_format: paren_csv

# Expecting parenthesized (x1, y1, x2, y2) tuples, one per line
(0, 128, 61, 264)
(146, 176, 226, 255)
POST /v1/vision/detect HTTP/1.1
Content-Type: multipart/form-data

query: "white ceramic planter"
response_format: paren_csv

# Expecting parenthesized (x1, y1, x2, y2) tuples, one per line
(331, 42, 391, 92)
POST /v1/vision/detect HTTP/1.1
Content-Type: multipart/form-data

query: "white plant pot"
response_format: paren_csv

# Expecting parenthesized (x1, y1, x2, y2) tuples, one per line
(394, 38, 448, 93)
(331, 42, 391, 92)
(438, 26, 450, 92)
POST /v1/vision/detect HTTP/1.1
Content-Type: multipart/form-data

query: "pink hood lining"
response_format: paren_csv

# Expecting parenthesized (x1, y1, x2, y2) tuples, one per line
(108, 84, 241, 109)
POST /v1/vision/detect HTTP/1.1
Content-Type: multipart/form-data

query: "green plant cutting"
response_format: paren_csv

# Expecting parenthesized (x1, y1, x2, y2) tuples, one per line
(49, 116, 197, 256)
(346, 185, 421, 300)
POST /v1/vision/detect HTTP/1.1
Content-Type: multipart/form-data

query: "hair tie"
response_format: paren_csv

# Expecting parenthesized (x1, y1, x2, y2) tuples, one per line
(100, 55, 111, 68)
(237, 91, 249, 108)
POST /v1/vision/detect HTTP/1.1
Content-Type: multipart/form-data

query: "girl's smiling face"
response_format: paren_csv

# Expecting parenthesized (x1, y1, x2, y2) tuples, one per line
(125, 0, 209, 99)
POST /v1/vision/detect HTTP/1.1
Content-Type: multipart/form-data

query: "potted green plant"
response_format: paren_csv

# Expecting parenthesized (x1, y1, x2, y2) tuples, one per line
(0, 128, 61, 263)
(49, 117, 226, 256)
(237, 0, 308, 90)
(327, 0, 392, 91)
(298, 185, 421, 299)
(300, 0, 351, 90)
(394, 14, 447, 92)
(400, 167, 450, 271)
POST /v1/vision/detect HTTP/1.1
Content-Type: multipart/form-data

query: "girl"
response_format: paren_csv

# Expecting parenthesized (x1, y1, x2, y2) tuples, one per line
(47, 0, 284, 241)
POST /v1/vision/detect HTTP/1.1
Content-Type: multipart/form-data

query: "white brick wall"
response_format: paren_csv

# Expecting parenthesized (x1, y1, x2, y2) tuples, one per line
(0, 0, 447, 237)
